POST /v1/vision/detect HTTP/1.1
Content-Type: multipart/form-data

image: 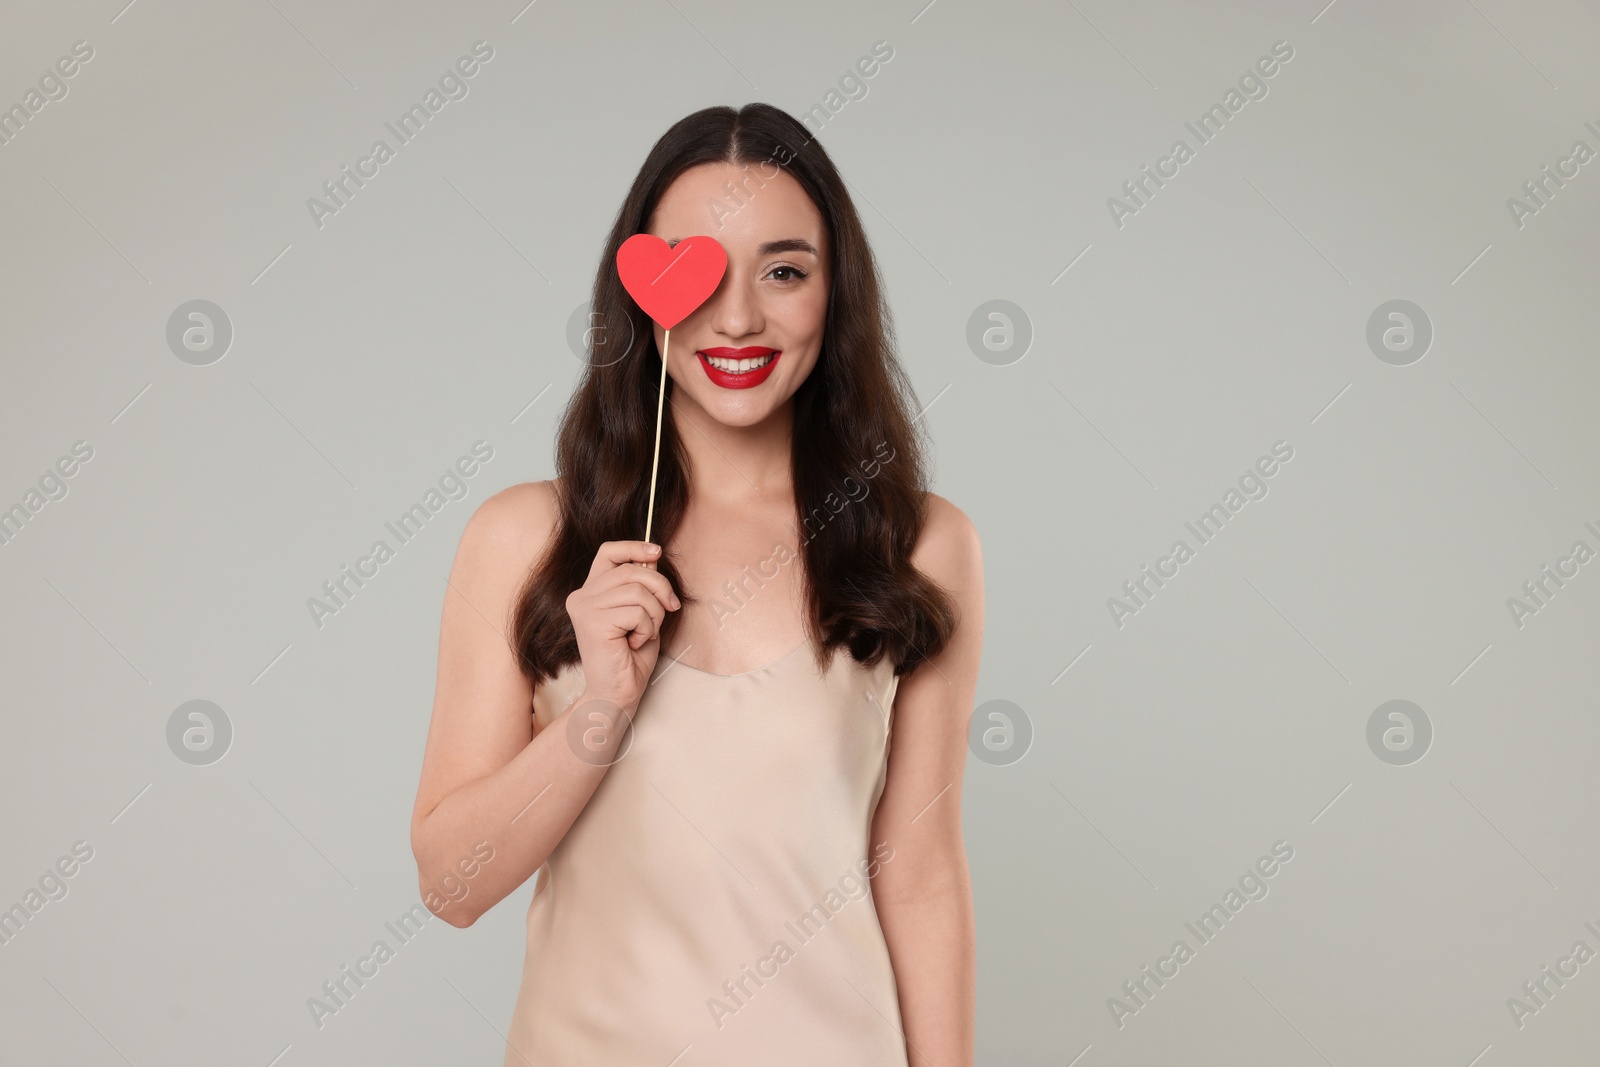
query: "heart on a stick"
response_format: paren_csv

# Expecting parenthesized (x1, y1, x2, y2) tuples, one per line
(616, 234, 727, 329)
(615, 233, 728, 546)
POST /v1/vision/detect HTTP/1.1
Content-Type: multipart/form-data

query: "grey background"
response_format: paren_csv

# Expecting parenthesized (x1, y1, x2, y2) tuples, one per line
(2, 0, 1598, 1063)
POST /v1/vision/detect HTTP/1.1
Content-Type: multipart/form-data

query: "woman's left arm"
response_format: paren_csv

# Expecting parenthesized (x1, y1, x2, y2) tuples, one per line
(870, 492, 984, 1067)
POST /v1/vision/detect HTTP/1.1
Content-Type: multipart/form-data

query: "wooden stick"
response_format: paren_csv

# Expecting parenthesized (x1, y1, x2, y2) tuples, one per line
(643, 327, 670, 545)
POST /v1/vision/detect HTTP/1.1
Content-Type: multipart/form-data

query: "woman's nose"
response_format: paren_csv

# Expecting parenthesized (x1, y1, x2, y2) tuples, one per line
(706, 276, 762, 338)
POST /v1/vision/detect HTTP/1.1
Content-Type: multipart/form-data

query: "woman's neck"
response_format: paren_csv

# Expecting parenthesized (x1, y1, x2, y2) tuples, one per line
(674, 396, 795, 504)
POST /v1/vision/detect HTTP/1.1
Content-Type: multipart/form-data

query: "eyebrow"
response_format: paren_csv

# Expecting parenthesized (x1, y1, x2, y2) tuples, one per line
(666, 236, 818, 257)
(759, 238, 818, 256)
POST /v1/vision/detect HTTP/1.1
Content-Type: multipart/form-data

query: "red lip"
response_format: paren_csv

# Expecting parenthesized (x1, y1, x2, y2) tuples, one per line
(696, 347, 781, 390)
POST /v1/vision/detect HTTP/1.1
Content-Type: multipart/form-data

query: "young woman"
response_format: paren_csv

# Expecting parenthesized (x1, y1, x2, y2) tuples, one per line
(410, 103, 982, 1066)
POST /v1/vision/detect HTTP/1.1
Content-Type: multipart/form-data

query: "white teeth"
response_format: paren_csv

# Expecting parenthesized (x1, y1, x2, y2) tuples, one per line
(705, 353, 774, 372)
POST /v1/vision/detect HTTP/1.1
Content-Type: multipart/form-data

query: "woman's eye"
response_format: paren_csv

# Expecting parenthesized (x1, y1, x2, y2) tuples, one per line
(768, 265, 807, 282)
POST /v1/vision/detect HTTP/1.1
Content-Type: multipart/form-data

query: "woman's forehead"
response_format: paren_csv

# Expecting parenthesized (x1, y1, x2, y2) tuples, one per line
(651, 163, 825, 253)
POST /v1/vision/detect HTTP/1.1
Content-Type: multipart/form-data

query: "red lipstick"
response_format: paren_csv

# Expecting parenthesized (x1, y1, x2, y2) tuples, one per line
(697, 346, 781, 389)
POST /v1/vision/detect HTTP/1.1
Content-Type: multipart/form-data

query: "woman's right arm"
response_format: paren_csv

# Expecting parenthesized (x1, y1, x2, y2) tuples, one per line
(408, 481, 673, 928)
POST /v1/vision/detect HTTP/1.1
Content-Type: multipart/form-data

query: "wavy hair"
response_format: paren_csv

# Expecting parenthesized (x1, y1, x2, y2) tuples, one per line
(512, 102, 956, 687)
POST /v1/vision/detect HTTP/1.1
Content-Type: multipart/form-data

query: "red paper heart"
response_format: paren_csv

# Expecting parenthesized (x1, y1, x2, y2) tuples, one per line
(616, 234, 728, 330)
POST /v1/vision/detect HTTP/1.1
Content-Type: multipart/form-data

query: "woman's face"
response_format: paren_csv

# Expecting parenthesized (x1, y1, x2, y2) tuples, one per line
(645, 161, 830, 429)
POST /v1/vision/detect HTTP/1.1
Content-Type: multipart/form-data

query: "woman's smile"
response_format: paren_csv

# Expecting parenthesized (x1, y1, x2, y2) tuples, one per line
(696, 345, 781, 389)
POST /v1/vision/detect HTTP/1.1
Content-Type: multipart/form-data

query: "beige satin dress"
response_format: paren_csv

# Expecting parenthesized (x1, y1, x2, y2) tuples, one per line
(503, 640, 909, 1066)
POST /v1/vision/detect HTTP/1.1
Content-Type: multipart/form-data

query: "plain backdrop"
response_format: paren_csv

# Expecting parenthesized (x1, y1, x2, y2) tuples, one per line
(2, 0, 1599, 1064)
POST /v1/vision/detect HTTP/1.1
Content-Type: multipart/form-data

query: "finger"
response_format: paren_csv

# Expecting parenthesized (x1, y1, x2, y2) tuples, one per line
(589, 540, 663, 580)
(597, 588, 665, 641)
(591, 560, 680, 611)
(614, 602, 658, 648)
(617, 571, 680, 612)
(631, 594, 665, 639)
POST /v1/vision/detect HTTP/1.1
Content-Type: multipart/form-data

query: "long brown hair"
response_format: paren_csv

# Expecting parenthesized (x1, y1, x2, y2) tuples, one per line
(512, 102, 956, 687)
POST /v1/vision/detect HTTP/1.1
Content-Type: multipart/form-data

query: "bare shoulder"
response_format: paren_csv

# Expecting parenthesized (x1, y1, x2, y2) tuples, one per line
(451, 479, 562, 617)
(911, 490, 982, 589)
(462, 478, 560, 556)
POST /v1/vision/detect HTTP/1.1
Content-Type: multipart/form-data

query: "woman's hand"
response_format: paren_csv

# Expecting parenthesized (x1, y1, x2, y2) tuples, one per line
(565, 540, 681, 710)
